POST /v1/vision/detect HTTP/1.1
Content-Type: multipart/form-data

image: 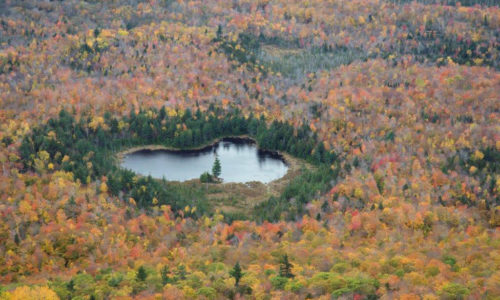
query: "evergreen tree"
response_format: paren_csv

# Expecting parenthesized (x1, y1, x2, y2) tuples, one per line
(161, 265, 170, 285)
(212, 155, 221, 178)
(279, 255, 294, 278)
(216, 24, 223, 40)
(136, 266, 148, 281)
(175, 265, 187, 281)
(229, 262, 243, 287)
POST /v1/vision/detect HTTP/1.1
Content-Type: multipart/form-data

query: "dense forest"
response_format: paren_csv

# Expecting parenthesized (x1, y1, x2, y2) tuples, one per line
(0, 0, 499, 299)
(19, 106, 337, 221)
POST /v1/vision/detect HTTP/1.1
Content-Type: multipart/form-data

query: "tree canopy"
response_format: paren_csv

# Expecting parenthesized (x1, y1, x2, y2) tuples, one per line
(0, 0, 498, 298)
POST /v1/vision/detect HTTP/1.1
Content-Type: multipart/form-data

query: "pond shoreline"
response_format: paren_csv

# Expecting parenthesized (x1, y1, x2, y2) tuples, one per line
(117, 135, 285, 163)
(115, 135, 309, 187)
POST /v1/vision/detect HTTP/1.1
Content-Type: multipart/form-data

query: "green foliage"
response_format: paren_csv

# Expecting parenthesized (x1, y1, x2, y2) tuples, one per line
(308, 272, 379, 297)
(136, 266, 148, 282)
(1, 136, 13, 146)
(384, 130, 395, 142)
(425, 266, 440, 277)
(212, 156, 221, 178)
(48, 278, 73, 300)
(68, 273, 96, 298)
(175, 265, 187, 281)
(0, 52, 20, 75)
(50, 270, 146, 299)
(270, 276, 289, 290)
(197, 287, 217, 299)
(311, 272, 344, 293)
(438, 147, 499, 208)
(185, 273, 204, 289)
(285, 279, 304, 293)
(395, 269, 405, 278)
(65, 37, 110, 73)
(331, 262, 350, 274)
(403, 28, 498, 69)
(439, 282, 470, 299)
(236, 284, 253, 295)
(215, 31, 267, 75)
(20, 106, 338, 220)
(279, 255, 294, 278)
(229, 262, 243, 287)
(254, 166, 336, 221)
(200, 171, 214, 183)
(107, 273, 123, 287)
(374, 173, 385, 195)
(442, 255, 457, 267)
(161, 265, 171, 285)
(441, 254, 461, 272)
(468, 147, 500, 174)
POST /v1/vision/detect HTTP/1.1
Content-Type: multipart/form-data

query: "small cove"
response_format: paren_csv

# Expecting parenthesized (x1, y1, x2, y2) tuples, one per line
(120, 138, 289, 183)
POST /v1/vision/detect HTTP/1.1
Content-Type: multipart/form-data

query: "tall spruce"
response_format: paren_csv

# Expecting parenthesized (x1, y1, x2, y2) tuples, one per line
(279, 255, 294, 278)
(229, 262, 243, 287)
(212, 155, 221, 178)
(137, 266, 148, 281)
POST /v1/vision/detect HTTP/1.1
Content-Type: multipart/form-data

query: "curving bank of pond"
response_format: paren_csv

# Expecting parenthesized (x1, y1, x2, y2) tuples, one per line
(119, 137, 289, 183)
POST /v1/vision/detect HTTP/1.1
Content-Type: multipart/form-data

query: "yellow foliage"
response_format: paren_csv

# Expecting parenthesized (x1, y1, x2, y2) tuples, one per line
(353, 187, 364, 199)
(203, 216, 212, 227)
(89, 116, 105, 131)
(100, 182, 108, 193)
(38, 150, 50, 162)
(485, 270, 500, 296)
(118, 29, 129, 36)
(2, 285, 59, 300)
(181, 286, 196, 298)
(472, 150, 484, 160)
(473, 58, 483, 66)
(18, 200, 31, 215)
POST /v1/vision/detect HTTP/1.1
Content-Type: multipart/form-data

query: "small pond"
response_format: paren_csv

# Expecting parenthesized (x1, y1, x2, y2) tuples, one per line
(120, 138, 289, 183)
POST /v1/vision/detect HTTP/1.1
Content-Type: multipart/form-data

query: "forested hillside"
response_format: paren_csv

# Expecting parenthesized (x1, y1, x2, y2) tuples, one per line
(0, 0, 499, 299)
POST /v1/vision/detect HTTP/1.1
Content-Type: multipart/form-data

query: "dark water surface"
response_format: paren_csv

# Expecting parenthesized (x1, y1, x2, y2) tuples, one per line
(120, 138, 288, 183)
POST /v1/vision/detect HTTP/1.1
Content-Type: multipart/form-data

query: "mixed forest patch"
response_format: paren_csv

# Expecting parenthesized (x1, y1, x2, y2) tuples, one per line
(215, 20, 499, 83)
(19, 106, 339, 222)
(1, 0, 499, 298)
